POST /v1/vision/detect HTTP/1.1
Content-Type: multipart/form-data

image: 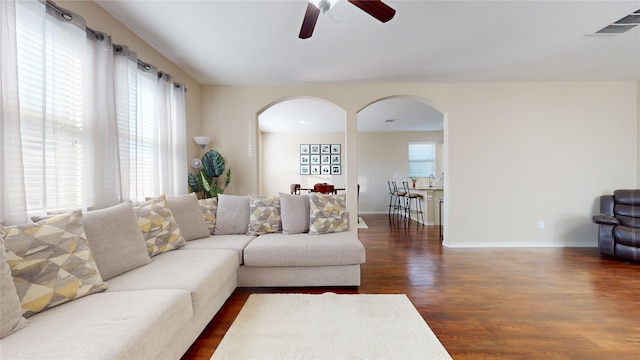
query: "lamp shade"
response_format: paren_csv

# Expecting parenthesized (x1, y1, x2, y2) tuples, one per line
(193, 136, 211, 146)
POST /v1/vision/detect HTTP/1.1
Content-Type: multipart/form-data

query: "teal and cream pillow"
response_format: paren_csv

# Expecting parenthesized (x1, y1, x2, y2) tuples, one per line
(1, 210, 108, 318)
(247, 194, 282, 235)
(308, 193, 349, 235)
(134, 195, 186, 257)
(199, 198, 217, 235)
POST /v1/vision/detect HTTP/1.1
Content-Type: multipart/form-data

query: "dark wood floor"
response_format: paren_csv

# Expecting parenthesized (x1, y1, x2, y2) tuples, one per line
(183, 214, 640, 360)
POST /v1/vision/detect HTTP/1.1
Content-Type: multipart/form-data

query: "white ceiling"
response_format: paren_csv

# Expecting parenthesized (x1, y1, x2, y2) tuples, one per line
(94, 0, 640, 132)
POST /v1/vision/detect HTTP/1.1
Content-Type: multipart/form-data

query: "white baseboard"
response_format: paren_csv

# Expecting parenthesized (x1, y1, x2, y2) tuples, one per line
(442, 241, 598, 248)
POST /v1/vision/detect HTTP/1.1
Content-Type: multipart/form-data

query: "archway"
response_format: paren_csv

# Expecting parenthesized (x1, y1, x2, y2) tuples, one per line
(257, 97, 347, 196)
(357, 95, 447, 228)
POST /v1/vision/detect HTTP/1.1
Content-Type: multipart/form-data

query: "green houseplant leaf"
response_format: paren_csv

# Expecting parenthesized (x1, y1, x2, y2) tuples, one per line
(188, 172, 201, 193)
(202, 150, 225, 178)
(188, 149, 231, 199)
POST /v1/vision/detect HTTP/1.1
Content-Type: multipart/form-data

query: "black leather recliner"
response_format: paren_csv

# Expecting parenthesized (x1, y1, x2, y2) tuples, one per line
(592, 189, 640, 262)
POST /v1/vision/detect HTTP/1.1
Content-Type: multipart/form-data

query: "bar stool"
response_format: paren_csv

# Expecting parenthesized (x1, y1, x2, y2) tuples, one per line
(392, 181, 406, 218)
(387, 181, 398, 218)
(402, 181, 424, 225)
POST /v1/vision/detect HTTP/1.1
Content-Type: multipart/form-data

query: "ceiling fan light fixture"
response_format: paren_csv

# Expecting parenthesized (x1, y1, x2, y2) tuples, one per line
(299, 0, 395, 39)
(310, 0, 340, 13)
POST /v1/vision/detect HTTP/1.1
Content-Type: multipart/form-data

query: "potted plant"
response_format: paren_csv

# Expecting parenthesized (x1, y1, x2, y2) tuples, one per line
(188, 149, 231, 198)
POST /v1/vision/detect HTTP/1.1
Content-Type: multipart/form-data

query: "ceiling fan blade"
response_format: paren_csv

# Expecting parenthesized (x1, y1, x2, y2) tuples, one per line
(348, 0, 396, 23)
(299, 2, 321, 39)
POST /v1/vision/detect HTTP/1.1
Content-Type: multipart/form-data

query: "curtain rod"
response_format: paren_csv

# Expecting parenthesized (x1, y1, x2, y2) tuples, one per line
(44, 0, 186, 91)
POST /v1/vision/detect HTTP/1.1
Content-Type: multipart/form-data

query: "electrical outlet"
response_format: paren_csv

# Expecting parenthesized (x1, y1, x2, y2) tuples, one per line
(539, 220, 545, 229)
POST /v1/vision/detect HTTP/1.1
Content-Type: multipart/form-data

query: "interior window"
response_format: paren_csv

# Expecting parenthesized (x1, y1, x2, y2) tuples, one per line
(408, 142, 435, 177)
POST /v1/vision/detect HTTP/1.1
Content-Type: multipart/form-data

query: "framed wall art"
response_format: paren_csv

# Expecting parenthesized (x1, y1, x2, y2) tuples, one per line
(300, 143, 341, 175)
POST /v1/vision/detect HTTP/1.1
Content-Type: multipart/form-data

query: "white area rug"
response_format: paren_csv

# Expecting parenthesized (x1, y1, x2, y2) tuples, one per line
(211, 293, 451, 360)
(357, 217, 368, 229)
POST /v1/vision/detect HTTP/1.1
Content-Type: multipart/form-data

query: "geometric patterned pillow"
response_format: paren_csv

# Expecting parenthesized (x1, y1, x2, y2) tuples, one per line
(199, 198, 217, 235)
(308, 193, 349, 235)
(247, 194, 281, 236)
(1, 210, 108, 317)
(0, 232, 28, 337)
(133, 195, 185, 257)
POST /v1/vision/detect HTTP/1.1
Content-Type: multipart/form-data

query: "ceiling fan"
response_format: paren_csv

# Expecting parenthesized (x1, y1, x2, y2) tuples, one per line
(299, 0, 396, 39)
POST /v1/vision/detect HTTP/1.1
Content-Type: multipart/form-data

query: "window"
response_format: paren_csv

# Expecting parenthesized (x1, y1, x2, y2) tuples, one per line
(408, 142, 435, 177)
(7, 0, 186, 219)
(16, 1, 87, 215)
(116, 61, 161, 201)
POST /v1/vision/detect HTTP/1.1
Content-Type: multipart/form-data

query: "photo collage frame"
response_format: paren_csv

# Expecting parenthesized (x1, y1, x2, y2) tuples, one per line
(300, 144, 341, 175)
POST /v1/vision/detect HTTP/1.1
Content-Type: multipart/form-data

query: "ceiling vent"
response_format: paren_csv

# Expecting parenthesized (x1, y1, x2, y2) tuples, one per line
(591, 9, 640, 35)
(384, 119, 397, 123)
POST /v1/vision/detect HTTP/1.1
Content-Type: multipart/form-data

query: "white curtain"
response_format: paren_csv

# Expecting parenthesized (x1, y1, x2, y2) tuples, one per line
(113, 46, 137, 202)
(114, 53, 163, 201)
(13, 0, 87, 218)
(172, 82, 187, 195)
(84, 29, 122, 209)
(1, 0, 188, 222)
(157, 73, 187, 196)
(0, 0, 28, 224)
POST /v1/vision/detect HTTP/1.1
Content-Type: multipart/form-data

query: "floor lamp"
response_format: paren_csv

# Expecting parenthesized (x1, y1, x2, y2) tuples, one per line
(191, 136, 211, 169)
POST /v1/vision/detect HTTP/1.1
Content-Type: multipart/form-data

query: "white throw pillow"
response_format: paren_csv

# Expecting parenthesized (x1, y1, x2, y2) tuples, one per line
(214, 195, 250, 235)
(83, 202, 151, 281)
(279, 192, 310, 234)
(166, 193, 210, 241)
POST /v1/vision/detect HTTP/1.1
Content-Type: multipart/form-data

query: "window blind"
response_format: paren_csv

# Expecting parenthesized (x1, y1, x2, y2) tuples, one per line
(16, 0, 86, 215)
(408, 142, 435, 177)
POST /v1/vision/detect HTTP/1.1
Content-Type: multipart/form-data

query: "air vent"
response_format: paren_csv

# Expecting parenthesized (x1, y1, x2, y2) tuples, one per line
(595, 24, 637, 34)
(591, 8, 640, 35)
(384, 119, 396, 123)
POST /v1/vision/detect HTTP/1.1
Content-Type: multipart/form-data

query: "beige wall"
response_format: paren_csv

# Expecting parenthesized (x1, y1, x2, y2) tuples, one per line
(52, 2, 640, 247)
(261, 132, 345, 197)
(202, 82, 638, 247)
(358, 131, 444, 214)
(59, 1, 203, 170)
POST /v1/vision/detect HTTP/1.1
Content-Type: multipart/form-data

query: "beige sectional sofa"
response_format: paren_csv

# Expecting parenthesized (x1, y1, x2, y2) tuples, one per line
(0, 192, 365, 359)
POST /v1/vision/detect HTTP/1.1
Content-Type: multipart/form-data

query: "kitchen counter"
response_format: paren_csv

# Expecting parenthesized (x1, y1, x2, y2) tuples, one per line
(408, 188, 443, 225)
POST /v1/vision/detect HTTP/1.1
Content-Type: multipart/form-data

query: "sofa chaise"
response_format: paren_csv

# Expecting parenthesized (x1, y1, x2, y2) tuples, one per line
(0, 191, 365, 359)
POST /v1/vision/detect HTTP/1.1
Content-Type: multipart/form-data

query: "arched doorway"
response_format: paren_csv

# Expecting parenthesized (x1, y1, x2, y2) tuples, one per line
(357, 96, 446, 227)
(257, 97, 346, 196)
